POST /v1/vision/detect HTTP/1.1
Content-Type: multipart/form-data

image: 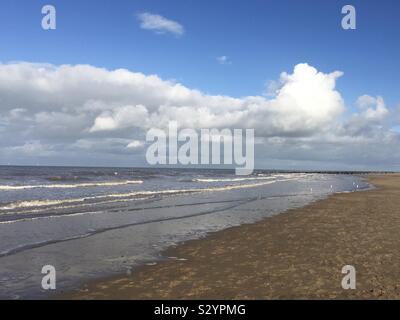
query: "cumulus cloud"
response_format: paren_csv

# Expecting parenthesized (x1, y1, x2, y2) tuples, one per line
(0, 61, 398, 169)
(355, 95, 388, 121)
(84, 63, 345, 137)
(90, 105, 149, 132)
(137, 12, 184, 36)
(342, 95, 389, 137)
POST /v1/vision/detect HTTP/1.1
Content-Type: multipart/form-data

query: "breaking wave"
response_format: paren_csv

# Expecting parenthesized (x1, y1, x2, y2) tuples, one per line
(0, 178, 288, 211)
(0, 180, 143, 191)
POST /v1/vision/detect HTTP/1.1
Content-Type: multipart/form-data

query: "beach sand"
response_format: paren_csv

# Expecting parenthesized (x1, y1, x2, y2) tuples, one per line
(62, 174, 400, 299)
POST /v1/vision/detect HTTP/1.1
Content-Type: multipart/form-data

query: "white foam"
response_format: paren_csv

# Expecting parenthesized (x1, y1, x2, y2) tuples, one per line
(194, 176, 275, 182)
(0, 180, 143, 191)
(0, 178, 295, 211)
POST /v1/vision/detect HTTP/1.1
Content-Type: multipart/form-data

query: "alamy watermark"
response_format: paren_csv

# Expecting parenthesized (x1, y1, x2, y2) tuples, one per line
(41, 5, 56, 30)
(41, 265, 56, 290)
(341, 265, 356, 290)
(145, 121, 255, 175)
(40, 4, 355, 31)
(341, 5, 356, 30)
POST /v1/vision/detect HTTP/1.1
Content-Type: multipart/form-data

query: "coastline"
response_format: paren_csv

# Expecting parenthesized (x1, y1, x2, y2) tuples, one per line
(60, 174, 400, 299)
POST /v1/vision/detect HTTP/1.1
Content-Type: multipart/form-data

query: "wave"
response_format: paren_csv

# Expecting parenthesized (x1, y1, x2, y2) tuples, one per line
(194, 176, 275, 183)
(0, 197, 251, 224)
(0, 180, 143, 191)
(0, 178, 292, 211)
(194, 173, 310, 183)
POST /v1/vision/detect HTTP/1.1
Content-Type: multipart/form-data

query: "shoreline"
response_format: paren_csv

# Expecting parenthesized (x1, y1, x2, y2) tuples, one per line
(61, 174, 400, 299)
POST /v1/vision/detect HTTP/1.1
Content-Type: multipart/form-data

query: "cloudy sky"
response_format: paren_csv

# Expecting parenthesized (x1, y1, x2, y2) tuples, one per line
(0, 0, 399, 170)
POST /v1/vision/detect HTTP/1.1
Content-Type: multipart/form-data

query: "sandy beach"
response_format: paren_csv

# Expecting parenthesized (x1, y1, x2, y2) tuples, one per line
(62, 174, 400, 299)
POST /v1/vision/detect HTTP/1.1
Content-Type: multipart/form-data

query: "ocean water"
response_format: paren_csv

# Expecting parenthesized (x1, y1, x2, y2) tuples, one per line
(0, 166, 370, 299)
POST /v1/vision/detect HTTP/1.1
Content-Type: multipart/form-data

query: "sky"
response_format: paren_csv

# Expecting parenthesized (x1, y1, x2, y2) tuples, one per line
(0, 0, 399, 170)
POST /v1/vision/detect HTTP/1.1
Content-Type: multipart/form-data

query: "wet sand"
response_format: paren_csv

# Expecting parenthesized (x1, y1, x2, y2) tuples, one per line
(62, 174, 400, 299)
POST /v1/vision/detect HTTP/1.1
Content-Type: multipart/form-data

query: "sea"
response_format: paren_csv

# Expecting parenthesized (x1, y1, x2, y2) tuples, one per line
(0, 166, 371, 299)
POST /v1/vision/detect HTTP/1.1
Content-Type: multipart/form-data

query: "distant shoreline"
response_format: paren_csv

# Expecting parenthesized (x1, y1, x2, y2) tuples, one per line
(60, 174, 400, 299)
(0, 164, 396, 175)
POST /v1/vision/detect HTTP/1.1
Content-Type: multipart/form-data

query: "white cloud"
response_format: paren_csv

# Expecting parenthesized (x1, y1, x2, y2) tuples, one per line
(82, 62, 345, 137)
(127, 140, 145, 149)
(356, 95, 378, 109)
(137, 12, 184, 36)
(0, 61, 398, 169)
(90, 105, 149, 132)
(341, 95, 389, 138)
(355, 95, 388, 121)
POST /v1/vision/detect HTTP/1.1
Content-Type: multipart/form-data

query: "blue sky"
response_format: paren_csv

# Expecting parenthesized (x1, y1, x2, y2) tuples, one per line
(0, 0, 399, 170)
(1, 0, 399, 106)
